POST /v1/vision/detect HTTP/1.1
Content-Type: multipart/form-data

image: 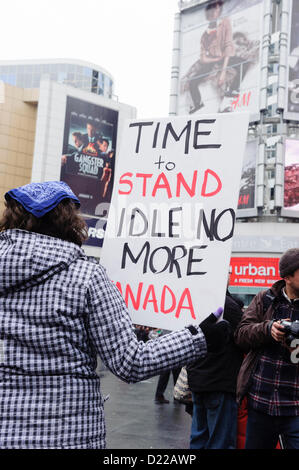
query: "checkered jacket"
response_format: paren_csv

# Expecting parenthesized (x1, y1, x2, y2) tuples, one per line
(0, 229, 207, 449)
(247, 290, 299, 416)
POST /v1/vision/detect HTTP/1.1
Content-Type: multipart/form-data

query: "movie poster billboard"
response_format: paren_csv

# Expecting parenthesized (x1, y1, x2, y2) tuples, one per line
(178, 0, 263, 118)
(281, 139, 299, 218)
(60, 96, 118, 217)
(285, 0, 299, 120)
(83, 217, 107, 248)
(237, 139, 258, 216)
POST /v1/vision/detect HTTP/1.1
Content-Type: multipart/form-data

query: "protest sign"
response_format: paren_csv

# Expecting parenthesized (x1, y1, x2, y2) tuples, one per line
(100, 114, 249, 331)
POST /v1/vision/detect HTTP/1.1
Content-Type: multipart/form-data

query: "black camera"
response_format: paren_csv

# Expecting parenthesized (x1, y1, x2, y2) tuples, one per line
(280, 320, 299, 346)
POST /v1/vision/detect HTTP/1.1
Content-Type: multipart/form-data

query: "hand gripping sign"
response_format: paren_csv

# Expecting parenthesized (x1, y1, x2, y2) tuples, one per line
(101, 113, 249, 331)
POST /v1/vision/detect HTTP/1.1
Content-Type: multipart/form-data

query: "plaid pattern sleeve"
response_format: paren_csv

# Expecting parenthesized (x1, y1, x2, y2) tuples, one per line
(86, 265, 207, 383)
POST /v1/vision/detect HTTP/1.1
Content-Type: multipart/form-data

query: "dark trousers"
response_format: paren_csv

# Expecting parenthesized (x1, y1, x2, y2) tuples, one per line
(246, 408, 299, 449)
(190, 391, 238, 449)
(189, 57, 250, 108)
(155, 368, 181, 397)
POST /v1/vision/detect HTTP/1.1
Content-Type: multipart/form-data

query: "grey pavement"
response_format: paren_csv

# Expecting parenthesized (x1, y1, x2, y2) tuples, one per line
(99, 366, 191, 449)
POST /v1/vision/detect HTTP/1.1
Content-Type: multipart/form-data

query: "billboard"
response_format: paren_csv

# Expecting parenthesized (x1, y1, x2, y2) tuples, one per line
(178, 0, 263, 118)
(281, 139, 299, 218)
(60, 96, 118, 217)
(83, 216, 107, 248)
(230, 257, 281, 288)
(237, 138, 258, 217)
(285, 0, 299, 120)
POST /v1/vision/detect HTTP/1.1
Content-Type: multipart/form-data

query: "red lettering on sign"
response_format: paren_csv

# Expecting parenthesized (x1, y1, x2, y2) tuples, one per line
(115, 281, 197, 321)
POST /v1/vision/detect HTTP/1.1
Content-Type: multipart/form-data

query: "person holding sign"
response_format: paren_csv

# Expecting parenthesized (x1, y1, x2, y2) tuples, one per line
(187, 269, 244, 449)
(0, 181, 229, 449)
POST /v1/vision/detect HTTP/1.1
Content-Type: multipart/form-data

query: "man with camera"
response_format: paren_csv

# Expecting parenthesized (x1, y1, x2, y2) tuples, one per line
(235, 248, 299, 449)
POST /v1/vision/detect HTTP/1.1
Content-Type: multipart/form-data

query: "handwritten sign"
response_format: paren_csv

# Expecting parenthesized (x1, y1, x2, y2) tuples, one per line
(100, 114, 249, 331)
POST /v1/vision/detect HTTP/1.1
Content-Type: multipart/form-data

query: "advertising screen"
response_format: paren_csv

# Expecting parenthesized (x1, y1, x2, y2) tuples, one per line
(60, 96, 118, 217)
(83, 216, 107, 248)
(285, 0, 299, 120)
(281, 139, 299, 218)
(178, 0, 263, 118)
(237, 139, 257, 213)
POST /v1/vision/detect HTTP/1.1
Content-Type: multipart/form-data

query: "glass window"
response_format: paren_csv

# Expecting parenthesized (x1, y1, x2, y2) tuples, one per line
(83, 67, 92, 77)
(67, 73, 75, 83)
(268, 169, 275, 179)
(82, 79, 91, 90)
(23, 74, 33, 87)
(98, 72, 104, 88)
(41, 64, 50, 73)
(32, 64, 41, 74)
(16, 73, 26, 86)
(57, 72, 67, 83)
(6, 74, 17, 86)
(75, 65, 82, 75)
(32, 75, 40, 87)
(8, 65, 17, 74)
(67, 64, 76, 73)
(24, 65, 33, 73)
(270, 187, 275, 199)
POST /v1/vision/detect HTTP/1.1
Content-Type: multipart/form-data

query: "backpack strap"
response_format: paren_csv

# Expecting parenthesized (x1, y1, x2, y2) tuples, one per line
(262, 288, 276, 314)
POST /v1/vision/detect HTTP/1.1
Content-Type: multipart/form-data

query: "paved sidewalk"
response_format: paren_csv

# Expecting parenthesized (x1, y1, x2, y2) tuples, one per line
(99, 367, 191, 449)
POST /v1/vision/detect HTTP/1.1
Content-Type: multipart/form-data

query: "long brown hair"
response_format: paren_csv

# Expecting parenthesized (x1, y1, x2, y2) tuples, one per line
(0, 197, 88, 246)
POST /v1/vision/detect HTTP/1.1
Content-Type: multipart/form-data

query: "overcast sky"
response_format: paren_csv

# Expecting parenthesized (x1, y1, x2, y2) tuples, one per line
(1, 0, 179, 118)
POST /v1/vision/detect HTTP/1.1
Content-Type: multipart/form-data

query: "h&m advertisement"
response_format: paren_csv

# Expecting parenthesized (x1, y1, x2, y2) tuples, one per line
(237, 139, 257, 211)
(178, 0, 263, 117)
(60, 96, 118, 217)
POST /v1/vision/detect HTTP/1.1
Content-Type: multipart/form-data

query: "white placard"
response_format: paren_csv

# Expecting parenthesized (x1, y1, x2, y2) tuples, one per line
(101, 113, 249, 331)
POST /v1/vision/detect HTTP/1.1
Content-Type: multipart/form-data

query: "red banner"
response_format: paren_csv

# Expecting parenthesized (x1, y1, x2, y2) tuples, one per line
(230, 257, 281, 287)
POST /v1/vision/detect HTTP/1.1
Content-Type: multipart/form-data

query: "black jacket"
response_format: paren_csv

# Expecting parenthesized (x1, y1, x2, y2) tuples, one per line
(187, 291, 244, 395)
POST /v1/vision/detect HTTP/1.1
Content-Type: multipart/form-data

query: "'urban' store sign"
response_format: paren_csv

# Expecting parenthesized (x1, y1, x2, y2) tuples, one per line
(230, 257, 281, 288)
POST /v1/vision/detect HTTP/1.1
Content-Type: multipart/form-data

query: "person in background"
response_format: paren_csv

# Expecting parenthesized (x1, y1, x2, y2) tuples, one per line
(0, 181, 229, 449)
(186, 268, 244, 449)
(235, 248, 299, 449)
(152, 329, 181, 404)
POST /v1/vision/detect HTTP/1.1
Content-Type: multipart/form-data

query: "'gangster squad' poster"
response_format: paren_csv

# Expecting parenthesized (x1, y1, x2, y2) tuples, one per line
(60, 96, 118, 217)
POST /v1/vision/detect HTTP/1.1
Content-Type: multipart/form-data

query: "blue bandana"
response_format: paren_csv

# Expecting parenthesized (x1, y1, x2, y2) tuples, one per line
(5, 181, 81, 218)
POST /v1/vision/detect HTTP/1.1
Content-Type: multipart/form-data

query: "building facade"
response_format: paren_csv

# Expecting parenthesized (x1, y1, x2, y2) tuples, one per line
(0, 84, 38, 213)
(0, 59, 114, 98)
(169, 0, 299, 305)
(0, 59, 136, 259)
